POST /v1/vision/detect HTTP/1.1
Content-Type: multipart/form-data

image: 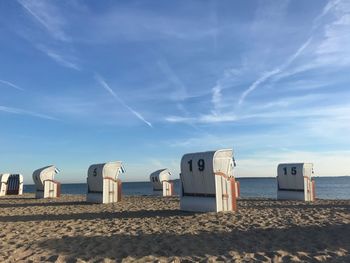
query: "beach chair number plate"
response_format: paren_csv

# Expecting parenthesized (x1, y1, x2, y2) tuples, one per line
(188, 159, 205, 172)
(283, 167, 297, 175)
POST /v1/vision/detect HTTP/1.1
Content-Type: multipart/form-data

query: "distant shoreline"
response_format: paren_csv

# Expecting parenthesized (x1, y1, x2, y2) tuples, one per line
(21, 175, 350, 186)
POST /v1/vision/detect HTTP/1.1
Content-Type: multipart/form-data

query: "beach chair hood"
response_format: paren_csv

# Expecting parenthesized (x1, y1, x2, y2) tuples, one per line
(150, 169, 171, 191)
(180, 149, 234, 196)
(32, 165, 60, 191)
(87, 161, 124, 193)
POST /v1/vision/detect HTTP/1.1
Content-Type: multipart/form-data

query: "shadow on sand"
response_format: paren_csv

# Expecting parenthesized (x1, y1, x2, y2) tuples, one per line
(0, 201, 91, 208)
(0, 197, 37, 201)
(0, 209, 195, 222)
(35, 223, 350, 261)
(241, 199, 350, 210)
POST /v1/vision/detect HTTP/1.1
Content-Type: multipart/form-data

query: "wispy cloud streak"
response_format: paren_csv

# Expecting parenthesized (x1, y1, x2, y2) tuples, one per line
(37, 45, 80, 71)
(95, 74, 153, 127)
(260, 0, 350, 84)
(205, 67, 245, 123)
(238, 37, 312, 105)
(313, 0, 341, 29)
(0, 80, 24, 91)
(157, 58, 187, 101)
(0, 105, 57, 120)
(17, 0, 70, 42)
(17, 0, 80, 71)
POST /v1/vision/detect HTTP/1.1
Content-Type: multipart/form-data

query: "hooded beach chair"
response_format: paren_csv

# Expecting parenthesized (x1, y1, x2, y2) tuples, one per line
(0, 174, 23, 196)
(32, 165, 61, 198)
(180, 149, 238, 212)
(86, 161, 125, 204)
(149, 169, 174, 196)
(277, 163, 316, 201)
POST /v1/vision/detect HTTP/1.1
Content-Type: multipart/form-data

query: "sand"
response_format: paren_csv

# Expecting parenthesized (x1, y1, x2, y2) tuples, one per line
(0, 194, 349, 262)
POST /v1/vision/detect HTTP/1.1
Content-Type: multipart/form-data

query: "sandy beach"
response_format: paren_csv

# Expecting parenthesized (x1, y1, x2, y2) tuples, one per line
(0, 194, 349, 262)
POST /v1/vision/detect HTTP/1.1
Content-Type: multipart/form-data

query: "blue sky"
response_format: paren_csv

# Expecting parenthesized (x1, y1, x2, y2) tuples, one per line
(0, 0, 349, 183)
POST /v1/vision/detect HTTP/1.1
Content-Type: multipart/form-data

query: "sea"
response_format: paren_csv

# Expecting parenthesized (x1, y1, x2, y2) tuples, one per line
(23, 177, 350, 199)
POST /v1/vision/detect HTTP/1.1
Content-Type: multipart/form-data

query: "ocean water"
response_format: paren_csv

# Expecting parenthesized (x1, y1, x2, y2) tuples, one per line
(23, 177, 350, 200)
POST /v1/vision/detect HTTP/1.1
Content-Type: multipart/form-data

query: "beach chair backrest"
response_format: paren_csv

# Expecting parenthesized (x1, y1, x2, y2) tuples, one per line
(180, 149, 234, 196)
(150, 169, 171, 190)
(277, 163, 313, 191)
(87, 161, 124, 193)
(6, 174, 20, 195)
(33, 165, 59, 191)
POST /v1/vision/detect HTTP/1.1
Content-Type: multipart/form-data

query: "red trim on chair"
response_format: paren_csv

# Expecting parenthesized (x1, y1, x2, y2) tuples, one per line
(170, 181, 174, 196)
(214, 172, 229, 179)
(236, 181, 240, 198)
(215, 172, 238, 211)
(44, 179, 60, 188)
(117, 179, 122, 201)
(104, 177, 119, 183)
(57, 182, 61, 197)
(230, 177, 237, 211)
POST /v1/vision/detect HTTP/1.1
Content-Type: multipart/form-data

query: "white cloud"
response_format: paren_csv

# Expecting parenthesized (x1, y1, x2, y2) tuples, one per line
(211, 84, 222, 111)
(235, 0, 350, 106)
(165, 116, 193, 123)
(314, 1, 350, 64)
(236, 150, 350, 177)
(313, 0, 341, 29)
(210, 67, 244, 113)
(166, 91, 350, 124)
(165, 113, 238, 124)
(164, 100, 350, 158)
(95, 74, 153, 128)
(274, 0, 350, 81)
(164, 0, 350, 127)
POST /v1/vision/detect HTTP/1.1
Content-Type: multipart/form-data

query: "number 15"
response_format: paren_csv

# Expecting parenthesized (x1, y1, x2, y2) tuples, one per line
(283, 167, 297, 175)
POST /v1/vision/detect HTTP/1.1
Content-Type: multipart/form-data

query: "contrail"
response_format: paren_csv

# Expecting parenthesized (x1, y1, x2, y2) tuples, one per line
(0, 105, 57, 120)
(157, 58, 187, 101)
(37, 45, 80, 71)
(238, 37, 312, 105)
(95, 74, 153, 128)
(0, 79, 24, 91)
(17, 0, 70, 42)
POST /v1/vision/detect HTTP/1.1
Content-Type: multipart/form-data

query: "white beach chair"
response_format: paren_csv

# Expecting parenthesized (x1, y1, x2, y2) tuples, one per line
(86, 161, 125, 204)
(180, 149, 238, 212)
(0, 174, 23, 196)
(277, 163, 316, 201)
(150, 169, 174, 196)
(32, 165, 61, 199)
